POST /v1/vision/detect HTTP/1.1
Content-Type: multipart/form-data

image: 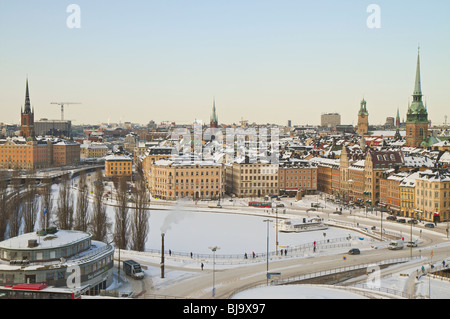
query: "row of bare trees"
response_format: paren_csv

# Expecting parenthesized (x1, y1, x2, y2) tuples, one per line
(0, 168, 150, 252)
(113, 171, 150, 252)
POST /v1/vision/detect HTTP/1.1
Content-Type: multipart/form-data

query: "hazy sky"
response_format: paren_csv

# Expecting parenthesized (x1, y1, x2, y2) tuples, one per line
(1, 0, 449, 126)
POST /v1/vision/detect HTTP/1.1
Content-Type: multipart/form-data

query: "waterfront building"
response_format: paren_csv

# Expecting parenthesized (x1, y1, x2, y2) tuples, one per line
(148, 157, 224, 200)
(0, 229, 114, 296)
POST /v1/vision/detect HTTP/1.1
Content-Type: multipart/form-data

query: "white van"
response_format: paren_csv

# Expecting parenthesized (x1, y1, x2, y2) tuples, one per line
(388, 240, 404, 250)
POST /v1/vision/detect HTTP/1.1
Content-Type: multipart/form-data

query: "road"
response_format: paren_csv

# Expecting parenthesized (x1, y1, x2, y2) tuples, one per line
(119, 201, 450, 299)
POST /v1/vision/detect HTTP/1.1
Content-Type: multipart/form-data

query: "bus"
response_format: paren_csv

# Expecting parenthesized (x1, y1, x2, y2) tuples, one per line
(248, 201, 272, 208)
(0, 283, 88, 299)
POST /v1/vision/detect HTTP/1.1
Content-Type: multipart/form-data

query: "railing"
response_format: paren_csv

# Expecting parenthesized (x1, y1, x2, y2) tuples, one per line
(340, 282, 411, 299)
(271, 257, 419, 286)
(138, 235, 367, 264)
(229, 257, 419, 299)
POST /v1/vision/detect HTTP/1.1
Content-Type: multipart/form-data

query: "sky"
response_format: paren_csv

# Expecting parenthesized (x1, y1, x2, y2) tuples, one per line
(0, 0, 449, 127)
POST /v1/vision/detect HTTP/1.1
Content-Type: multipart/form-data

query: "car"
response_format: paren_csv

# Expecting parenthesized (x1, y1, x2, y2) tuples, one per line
(425, 223, 435, 228)
(348, 248, 360, 255)
(406, 241, 418, 247)
(387, 216, 397, 221)
(397, 218, 406, 223)
(407, 219, 418, 224)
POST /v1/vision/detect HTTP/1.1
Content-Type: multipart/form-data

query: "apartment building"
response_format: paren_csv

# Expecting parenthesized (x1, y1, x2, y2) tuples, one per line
(225, 157, 278, 198)
(80, 142, 109, 159)
(364, 150, 405, 205)
(310, 157, 340, 197)
(278, 159, 318, 196)
(148, 158, 224, 200)
(415, 169, 450, 222)
(0, 137, 80, 170)
(104, 154, 133, 179)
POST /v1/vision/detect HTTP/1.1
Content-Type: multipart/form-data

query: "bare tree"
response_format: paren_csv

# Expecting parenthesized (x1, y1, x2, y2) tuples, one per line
(114, 175, 129, 249)
(0, 172, 9, 241)
(40, 175, 53, 230)
(89, 169, 110, 242)
(56, 174, 74, 230)
(74, 171, 90, 232)
(22, 175, 39, 233)
(8, 171, 22, 238)
(130, 173, 150, 251)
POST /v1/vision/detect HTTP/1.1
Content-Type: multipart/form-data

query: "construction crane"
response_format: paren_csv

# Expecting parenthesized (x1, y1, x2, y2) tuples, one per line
(51, 102, 81, 121)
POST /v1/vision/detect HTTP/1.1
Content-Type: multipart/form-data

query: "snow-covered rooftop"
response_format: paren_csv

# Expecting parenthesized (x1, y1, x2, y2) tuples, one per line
(0, 230, 90, 251)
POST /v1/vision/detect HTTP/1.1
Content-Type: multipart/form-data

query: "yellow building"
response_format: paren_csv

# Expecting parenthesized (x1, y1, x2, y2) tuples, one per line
(225, 158, 278, 198)
(80, 142, 109, 159)
(104, 155, 133, 178)
(415, 169, 450, 222)
(399, 172, 419, 218)
(0, 137, 79, 170)
(147, 158, 224, 200)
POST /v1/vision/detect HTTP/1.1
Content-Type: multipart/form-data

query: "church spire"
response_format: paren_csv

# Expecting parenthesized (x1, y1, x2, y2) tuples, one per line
(210, 97, 218, 128)
(24, 78, 32, 113)
(413, 47, 422, 101)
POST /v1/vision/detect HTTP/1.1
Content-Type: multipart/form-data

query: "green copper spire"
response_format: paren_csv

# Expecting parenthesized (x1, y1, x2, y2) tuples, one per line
(408, 48, 427, 116)
(413, 47, 422, 100)
(358, 99, 368, 116)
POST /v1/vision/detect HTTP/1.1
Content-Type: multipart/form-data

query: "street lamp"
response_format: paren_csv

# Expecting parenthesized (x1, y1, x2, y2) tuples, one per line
(263, 219, 273, 285)
(208, 246, 220, 297)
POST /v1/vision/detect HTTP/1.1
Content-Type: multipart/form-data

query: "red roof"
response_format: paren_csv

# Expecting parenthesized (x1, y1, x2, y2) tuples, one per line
(12, 283, 47, 291)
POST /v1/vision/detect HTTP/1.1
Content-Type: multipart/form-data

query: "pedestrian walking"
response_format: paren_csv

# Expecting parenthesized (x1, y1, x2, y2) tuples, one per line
(201, 263, 204, 271)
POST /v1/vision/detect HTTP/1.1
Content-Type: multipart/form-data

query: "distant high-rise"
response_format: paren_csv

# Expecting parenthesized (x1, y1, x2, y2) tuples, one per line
(321, 113, 341, 128)
(20, 79, 35, 138)
(405, 49, 429, 148)
(357, 99, 369, 135)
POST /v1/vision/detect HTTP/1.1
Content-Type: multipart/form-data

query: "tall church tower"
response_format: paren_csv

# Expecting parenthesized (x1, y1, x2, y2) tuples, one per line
(357, 99, 369, 135)
(405, 49, 429, 148)
(20, 78, 35, 138)
(210, 98, 218, 128)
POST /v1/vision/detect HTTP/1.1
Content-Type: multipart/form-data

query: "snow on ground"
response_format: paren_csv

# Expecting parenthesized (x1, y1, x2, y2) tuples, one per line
(231, 284, 368, 299)
(49, 178, 450, 299)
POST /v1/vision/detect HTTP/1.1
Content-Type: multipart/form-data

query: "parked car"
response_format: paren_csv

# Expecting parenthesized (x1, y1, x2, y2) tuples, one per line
(407, 219, 418, 224)
(425, 223, 435, 228)
(397, 218, 406, 223)
(348, 248, 360, 255)
(387, 216, 397, 221)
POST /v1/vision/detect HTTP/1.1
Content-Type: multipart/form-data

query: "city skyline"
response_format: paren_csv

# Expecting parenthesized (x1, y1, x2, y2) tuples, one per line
(1, 1, 450, 126)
